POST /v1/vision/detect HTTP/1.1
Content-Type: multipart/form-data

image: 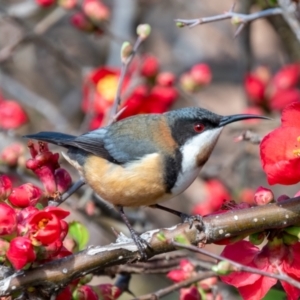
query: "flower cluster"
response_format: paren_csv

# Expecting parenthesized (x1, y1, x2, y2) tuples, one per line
(0, 173, 70, 269)
(0, 93, 27, 130)
(35, 0, 109, 34)
(82, 55, 179, 129)
(244, 64, 300, 112)
(167, 259, 221, 300)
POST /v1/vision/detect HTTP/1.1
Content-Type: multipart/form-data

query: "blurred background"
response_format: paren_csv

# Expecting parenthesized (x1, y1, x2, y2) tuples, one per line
(0, 0, 300, 298)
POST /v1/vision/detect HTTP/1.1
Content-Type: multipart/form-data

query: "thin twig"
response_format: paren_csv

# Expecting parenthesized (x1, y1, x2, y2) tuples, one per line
(234, 130, 263, 144)
(109, 36, 144, 120)
(172, 242, 300, 290)
(132, 271, 216, 300)
(175, 7, 283, 36)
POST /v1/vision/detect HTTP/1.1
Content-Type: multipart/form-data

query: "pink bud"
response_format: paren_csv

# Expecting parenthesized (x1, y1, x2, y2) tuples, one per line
(0, 203, 17, 236)
(0, 175, 12, 200)
(141, 55, 159, 78)
(190, 63, 212, 86)
(156, 72, 176, 86)
(6, 237, 36, 269)
(244, 74, 266, 104)
(0, 100, 27, 130)
(8, 183, 42, 208)
(1, 143, 24, 167)
(54, 168, 72, 193)
(83, 0, 110, 22)
(94, 284, 122, 300)
(254, 186, 274, 205)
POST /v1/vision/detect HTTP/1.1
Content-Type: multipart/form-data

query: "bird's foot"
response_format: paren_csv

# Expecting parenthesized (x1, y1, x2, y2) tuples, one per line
(180, 213, 203, 229)
(129, 228, 151, 260)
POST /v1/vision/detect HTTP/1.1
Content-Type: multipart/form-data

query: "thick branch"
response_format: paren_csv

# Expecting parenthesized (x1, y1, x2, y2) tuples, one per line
(1, 196, 300, 296)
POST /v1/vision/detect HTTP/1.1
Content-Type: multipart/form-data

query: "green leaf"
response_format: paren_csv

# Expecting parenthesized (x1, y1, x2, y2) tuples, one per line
(68, 221, 89, 251)
(263, 288, 286, 300)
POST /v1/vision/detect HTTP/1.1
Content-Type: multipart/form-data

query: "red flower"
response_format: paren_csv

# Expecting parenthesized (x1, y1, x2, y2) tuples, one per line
(27, 207, 69, 245)
(180, 286, 201, 300)
(190, 63, 212, 86)
(0, 175, 12, 200)
(0, 100, 27, 129)
(244, 74, 266, 104)
(82, 67, 129, 115)
(272, 63, 300, 90)
(8, 183, 42, 208)
(0, 203, 17, 236)
(270, 88, 300, 111)
(260, 102, 300, 185)
(193, 180, 231, 216)
(0, 143, 24, 167)
(141, 55, 159, 78)
(221, 240, 300, 300)
(6, 237, 36, 270)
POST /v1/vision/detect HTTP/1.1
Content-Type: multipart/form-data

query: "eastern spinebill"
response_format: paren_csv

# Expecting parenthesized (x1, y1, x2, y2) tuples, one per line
(24, 107, 268, 258)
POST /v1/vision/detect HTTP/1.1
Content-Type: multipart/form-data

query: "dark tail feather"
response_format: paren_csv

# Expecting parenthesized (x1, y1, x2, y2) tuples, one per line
(23, 132, 76, 147)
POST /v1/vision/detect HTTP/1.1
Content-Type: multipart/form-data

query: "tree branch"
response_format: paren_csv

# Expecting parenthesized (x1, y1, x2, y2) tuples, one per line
(1, 196, 300, 296)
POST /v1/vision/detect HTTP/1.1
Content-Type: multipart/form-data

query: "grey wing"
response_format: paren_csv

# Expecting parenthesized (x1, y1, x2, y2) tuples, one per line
(73, 117, 158, 164)
(102, 115, 159, 164)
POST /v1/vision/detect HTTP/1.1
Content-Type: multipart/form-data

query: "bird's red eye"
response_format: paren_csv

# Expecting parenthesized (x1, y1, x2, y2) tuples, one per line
(194, 123, 205, 133)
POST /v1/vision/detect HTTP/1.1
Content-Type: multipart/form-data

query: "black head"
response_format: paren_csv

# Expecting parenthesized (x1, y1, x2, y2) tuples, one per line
(165, 107, 268, 146)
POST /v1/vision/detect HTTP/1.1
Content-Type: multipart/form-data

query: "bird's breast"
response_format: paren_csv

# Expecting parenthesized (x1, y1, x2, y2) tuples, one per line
(82, 153, 171, 207)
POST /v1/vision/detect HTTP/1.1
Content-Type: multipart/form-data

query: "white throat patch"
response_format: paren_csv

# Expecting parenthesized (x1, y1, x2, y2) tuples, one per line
(171, 127, 223, 196)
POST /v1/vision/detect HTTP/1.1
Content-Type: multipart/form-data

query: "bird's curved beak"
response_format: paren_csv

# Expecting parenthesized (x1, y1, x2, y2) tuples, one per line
(219, 114, 270, 127)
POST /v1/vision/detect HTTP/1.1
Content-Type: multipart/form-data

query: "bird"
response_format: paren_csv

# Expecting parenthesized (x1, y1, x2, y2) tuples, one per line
(24, 107, 268, 259)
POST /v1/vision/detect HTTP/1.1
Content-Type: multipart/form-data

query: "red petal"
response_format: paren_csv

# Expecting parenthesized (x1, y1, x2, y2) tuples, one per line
(270, 89, 300, 111)
(238, 275, 277, 300)
(281, 102, 300, 127)
(281, 281, 300, 300)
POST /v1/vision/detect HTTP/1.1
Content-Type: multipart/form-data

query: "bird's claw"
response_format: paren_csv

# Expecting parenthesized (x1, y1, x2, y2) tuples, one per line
(130, 230, 151, 260)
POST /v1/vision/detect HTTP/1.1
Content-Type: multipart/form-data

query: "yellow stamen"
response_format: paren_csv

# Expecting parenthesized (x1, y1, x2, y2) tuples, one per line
(96, 75, 118, 102)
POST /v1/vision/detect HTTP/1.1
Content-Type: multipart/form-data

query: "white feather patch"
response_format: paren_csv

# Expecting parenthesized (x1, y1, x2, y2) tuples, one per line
(171, 127, 223, 196)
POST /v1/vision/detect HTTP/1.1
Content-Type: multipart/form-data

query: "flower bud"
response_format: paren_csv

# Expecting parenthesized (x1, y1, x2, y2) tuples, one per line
(136, 24, 151, 40)
(0, 203, 17, 236)
(35, 0, 56, 7)
(244, 74, 265, 104)
(180, 73, 196, 92)
(254, 186, 274, 205)
(190, 63, 212, 86)
(71, 13, 94, 32)
(1, 143, 24, 167)
(6, 237, 36, 269)
(54, 168, 72, 193)
(120, 41, 133, 63)
(0, 100, 27, 130)
(212, 260, 235, 275)
(83, 0, 110, 21)
(0, 175, 12, 200)
(156, 72, 176, 86)
(56, 286, 72, 300)
(141, 55, 159, 78)
(8, 183, 42, 208)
